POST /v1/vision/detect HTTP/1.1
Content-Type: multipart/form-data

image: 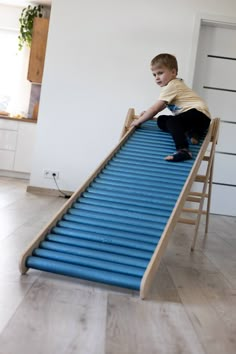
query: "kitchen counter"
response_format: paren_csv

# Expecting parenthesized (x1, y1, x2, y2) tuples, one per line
(0, 115, 37, 124)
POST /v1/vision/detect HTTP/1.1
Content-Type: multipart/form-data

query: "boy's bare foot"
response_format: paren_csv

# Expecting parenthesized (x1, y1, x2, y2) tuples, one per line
(190, 137, 199, 145)
(165, 149, 192, 162)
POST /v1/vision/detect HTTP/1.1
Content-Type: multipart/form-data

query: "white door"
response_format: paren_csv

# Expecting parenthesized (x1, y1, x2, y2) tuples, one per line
(193, 23, 236, 216)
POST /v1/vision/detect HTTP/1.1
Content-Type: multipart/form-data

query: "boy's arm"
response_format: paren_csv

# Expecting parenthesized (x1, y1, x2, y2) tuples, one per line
(131, 100, 166, 127)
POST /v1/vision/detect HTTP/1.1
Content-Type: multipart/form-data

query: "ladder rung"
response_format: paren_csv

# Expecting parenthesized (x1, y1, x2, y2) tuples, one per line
(188, 191, 208, 197)
(182, 207, 207, 215)
(178, 217, 197, 225)
(186, 196, 201, 203)
(195, 175, 207, 182)
(203, 156, 210, 161)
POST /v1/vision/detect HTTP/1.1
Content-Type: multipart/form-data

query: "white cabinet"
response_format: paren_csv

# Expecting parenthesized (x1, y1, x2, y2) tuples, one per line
(0, 130, 18, 151)
(0, 150, 15, 170)
(0, 119, 36, 175)
(14, 123, 36, 173)
(0, 119, 18, 171)
(0, 119, 18, 130)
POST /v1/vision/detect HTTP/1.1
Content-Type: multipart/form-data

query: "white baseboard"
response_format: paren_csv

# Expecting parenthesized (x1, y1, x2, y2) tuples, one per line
(0, 170, 30, 179)
(27, 185, 73, 197)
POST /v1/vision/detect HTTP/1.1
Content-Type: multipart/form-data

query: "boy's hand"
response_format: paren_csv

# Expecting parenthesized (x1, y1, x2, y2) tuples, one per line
(139, 110, 146, 117)
(130, 119, 141, 128)
(130, 111, 146, 128)
(130, 100, 165, 128)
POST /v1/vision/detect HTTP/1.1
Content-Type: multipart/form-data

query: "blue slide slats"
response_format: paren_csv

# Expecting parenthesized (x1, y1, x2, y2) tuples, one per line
(26, 256, 142, 290)
(26, 121, 202, 290)
(45, 234, 153, 259)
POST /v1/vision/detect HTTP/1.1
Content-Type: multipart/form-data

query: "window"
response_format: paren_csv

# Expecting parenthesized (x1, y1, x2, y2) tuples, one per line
(0, 28, 31, 117)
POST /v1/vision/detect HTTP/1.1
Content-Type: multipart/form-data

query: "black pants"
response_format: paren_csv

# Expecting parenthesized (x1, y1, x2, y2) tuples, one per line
(157, 108, 211, 150)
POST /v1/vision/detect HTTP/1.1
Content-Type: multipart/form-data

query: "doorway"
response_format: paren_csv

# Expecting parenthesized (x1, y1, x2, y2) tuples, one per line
(193, 21, 236, 216)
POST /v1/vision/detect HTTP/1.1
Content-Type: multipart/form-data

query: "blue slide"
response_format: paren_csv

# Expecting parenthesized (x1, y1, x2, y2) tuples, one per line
(22, 119, 212, 295)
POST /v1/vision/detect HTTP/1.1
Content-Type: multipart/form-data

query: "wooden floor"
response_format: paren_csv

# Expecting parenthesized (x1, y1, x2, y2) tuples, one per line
(0, 176, 235, 354)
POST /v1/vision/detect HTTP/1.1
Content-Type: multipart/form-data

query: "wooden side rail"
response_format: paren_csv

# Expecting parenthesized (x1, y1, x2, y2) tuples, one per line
(120, 108, 137, 139)
(140, 118, 219, 299)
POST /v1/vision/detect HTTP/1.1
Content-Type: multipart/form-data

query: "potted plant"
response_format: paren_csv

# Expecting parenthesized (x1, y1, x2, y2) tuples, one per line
(18, 4, 43, 51)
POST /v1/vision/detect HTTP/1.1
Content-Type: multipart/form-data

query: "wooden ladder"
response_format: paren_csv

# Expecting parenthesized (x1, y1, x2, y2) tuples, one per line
(178, 118, 220, 250)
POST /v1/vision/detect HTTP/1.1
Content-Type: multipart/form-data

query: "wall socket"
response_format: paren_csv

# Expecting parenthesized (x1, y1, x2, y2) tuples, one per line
(43, 170, 59, 179)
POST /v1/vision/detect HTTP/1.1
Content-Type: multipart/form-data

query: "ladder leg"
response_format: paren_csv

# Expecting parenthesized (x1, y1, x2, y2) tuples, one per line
(191, 146, 217, 249)
(204, 160, 214, 234)
(191, 183, 208, 251)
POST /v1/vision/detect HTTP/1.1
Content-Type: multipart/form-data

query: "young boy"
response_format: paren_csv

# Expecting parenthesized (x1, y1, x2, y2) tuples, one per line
(131, 53, 211, 162)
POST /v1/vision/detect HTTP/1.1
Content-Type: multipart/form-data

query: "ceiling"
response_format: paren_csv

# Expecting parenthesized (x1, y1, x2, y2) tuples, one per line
(0, 0, 51, 6)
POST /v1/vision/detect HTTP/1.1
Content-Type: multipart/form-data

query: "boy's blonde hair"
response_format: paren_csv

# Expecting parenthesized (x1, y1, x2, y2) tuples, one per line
(151, 53, 178, 74)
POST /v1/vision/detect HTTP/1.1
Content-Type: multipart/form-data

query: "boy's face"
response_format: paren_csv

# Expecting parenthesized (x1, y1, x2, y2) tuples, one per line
(151, 65, 177, 87)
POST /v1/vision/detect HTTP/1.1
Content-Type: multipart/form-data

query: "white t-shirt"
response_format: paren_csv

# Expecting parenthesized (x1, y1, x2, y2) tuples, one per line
(159, 78, 211, 118)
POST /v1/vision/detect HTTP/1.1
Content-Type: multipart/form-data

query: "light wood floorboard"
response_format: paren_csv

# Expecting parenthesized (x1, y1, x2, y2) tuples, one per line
(0, 177, 235, 354)
(0, 275, 107, 354)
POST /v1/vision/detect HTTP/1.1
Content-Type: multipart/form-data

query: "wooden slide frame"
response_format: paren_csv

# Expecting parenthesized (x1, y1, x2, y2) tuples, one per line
(19, 108, 219, 299)
(139, 116, 220, 298)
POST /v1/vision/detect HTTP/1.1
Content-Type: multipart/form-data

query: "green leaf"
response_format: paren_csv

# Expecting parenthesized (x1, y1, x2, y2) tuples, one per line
(18, 4, 44, 51)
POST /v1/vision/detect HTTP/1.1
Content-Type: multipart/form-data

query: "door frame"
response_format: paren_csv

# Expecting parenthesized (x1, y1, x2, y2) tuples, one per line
(188, 13, 236, 87)
(189, 16, 236, 216)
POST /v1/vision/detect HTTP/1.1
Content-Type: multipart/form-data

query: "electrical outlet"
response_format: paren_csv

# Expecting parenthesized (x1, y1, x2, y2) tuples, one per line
(43, 170, 59, 179)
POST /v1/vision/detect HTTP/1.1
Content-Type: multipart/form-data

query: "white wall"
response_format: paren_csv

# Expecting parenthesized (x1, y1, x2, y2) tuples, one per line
(0, 4, 21, 27)
(30, 0, 236, 192)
